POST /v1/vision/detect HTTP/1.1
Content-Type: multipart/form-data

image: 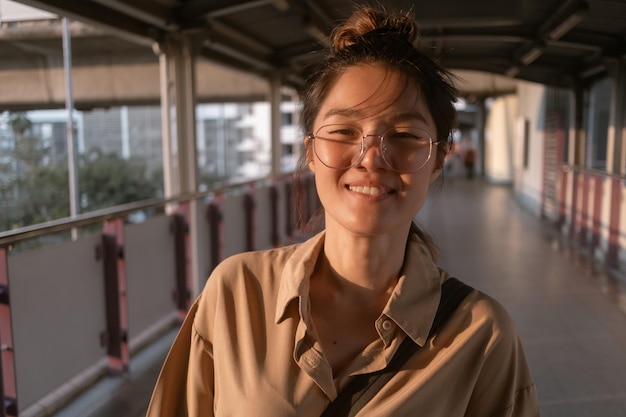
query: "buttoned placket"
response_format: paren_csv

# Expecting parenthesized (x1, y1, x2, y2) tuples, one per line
(376, 315, 396, 346)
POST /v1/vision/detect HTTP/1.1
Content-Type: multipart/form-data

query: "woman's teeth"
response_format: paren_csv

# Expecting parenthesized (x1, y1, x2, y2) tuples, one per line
(348, 185, 388, 195)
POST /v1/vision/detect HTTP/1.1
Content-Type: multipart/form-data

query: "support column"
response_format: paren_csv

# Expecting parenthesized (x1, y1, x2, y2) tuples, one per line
(155, 32, 202, 200)
(569, 87, 585, 241)
(154, 30, 205, 299)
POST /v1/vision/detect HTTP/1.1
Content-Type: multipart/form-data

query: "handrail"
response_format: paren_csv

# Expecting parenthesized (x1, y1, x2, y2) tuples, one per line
(0, 173, 292, 247)
(562, 164, 626, 181)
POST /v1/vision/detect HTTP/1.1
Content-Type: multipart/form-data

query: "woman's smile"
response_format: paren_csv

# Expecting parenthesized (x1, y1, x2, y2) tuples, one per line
(347, 184, 394, 196)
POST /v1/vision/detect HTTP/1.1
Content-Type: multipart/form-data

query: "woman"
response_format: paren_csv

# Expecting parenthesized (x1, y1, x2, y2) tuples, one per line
(146, 5, 539, 416)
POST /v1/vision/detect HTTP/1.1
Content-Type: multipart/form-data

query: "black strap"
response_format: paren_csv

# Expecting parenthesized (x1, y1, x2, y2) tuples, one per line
(320, 277, 473, 417)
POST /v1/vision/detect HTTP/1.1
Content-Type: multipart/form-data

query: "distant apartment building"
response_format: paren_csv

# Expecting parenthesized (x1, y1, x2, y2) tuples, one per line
(1, 100, 301, 188)
(0, 0, 301, 190)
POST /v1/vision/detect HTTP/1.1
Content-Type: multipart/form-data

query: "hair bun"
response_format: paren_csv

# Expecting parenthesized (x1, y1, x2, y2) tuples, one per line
(331, 6, 419, 52)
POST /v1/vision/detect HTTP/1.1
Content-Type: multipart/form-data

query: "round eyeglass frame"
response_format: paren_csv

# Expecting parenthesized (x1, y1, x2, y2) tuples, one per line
(309, 125, 440, 173)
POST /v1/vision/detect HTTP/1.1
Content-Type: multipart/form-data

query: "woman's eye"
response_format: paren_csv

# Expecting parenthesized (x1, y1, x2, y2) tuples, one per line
(332, 129, 356, 136)
(390, 132, 423, 140)
(394, 132, 419, 139)
(326, 127, 360, 139)
(388, 129, 431, 144)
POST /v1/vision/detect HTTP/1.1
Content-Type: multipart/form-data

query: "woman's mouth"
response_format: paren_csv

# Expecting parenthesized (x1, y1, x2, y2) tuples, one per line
(347, 185, 392, 195)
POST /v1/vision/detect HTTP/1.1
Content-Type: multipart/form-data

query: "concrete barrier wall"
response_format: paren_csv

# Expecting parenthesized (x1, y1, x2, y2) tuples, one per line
(8, 234, 107, 410)
(2, 173, 317, 414)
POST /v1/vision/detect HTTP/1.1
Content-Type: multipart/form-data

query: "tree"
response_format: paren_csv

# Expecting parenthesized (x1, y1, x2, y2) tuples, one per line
(0, 113, 162, 231)
(79, 149, 160, 211)
(8, 113, 49, 168)
(11, 164, 70, 227)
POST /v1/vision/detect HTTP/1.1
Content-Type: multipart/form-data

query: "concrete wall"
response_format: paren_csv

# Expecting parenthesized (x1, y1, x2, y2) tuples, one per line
(484, 94, 517, 184)
(513, 81, 547, 216)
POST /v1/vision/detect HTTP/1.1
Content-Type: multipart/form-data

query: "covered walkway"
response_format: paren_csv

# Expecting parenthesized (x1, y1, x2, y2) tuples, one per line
(52, 179, 626, 417)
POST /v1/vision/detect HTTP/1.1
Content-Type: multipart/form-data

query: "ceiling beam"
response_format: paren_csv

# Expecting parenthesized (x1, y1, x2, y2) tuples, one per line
(505, 0, 589, 78)
(15, 0, 164, 46)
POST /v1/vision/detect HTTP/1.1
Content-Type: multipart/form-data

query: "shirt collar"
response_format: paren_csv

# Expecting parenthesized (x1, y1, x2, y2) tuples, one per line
(274, 231, 444, 346)
(382, 235, 444, 346)
(275, 231, 325, 324)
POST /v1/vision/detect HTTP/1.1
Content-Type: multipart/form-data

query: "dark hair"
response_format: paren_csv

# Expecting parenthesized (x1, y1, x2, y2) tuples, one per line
(296, 5, 458, 259)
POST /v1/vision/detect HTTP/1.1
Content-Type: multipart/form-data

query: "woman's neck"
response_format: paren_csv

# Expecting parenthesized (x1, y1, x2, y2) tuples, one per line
(321, 226, 409, 295)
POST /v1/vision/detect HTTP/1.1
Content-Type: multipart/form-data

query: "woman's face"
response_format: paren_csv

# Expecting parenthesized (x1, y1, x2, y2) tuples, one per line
(308, 64, 441, 238)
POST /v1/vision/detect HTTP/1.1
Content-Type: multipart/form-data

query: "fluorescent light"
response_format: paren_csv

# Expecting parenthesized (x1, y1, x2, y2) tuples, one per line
(546, 7, 588, 40)
(580, 64, 605, 78)
(520, 46, 543, 65)
(505, 66, 520, 77)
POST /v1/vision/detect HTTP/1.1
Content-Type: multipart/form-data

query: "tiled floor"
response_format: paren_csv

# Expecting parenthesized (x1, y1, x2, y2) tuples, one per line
(53, 179, 626, 417)
(420, 179, 626, 416)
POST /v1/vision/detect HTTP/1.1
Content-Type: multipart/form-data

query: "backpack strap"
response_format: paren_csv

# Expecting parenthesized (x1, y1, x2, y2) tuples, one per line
(320, 277, 473, 417)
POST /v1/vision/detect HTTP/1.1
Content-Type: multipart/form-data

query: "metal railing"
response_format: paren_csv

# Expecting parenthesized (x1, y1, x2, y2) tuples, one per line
(0, 172, 319, 417)
(553, 164, 626, 271)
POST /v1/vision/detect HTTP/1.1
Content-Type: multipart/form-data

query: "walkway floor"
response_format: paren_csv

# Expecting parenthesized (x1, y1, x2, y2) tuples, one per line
(52, 179, 626, 417)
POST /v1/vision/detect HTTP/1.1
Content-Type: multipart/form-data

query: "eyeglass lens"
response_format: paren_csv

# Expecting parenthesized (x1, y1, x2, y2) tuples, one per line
(312, 124, 434, 172)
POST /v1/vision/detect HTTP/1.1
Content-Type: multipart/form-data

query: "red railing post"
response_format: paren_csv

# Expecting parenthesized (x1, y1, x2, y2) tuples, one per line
(244, 186, 256, 252)
(207, 193, 224, 272)
(569, 169, 579, 243)
(172, 202, 191, 318)
(0, 247, 17, 416)
(591, 174, 604, 253)
(558, 166, 568, 231)
(269, 182, 279, 247)
(607, 177, 622, 269)
(99, 218, 129, 374)
(579, 172, 590, 247)
(284, 180, 294, 239)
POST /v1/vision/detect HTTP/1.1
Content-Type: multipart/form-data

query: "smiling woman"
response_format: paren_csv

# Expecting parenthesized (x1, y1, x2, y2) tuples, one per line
(145, 5, 540, 417)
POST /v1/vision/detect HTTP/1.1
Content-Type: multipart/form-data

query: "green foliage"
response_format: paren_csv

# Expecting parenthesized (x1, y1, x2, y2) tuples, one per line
(7, 112, 32, 136)
(2, 152, 162, 230)
(0, 113, 163, 232)
(11, 164, 71, 227)
(79, 149, 159, 211)
(12, 134, 49, 168)
(7, 112, 49, 168)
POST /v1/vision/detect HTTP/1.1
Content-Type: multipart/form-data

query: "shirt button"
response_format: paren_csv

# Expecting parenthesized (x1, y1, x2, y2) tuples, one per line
(382, 320, 392, 331)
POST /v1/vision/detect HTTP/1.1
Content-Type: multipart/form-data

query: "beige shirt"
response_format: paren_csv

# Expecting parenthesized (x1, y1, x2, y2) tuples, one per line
(146, 231, 539, 416)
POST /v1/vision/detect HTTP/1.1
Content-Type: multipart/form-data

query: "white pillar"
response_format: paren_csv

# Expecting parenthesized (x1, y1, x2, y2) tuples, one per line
(154, 30, 205, 297)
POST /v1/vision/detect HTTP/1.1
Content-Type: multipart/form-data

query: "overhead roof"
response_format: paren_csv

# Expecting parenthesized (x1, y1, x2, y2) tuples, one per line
(8, 0, 626, 96)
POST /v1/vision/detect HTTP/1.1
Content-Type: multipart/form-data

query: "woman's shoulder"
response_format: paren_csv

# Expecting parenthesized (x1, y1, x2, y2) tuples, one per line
(206, 242, 302, 288)
(206, 232, 324, 289)
(192, 242, 307, 332)
(454, 284, 523, 352)
(217, 243, 300, 271)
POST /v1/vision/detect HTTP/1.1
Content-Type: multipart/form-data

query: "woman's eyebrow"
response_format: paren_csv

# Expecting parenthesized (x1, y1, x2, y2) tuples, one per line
(321, 108, 363, 119)
(321, 109, 429, 124)
(393, 111, 429, 124)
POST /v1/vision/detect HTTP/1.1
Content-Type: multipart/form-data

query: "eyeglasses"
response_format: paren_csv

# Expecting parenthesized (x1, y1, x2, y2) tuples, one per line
(310, 124, 439, 173)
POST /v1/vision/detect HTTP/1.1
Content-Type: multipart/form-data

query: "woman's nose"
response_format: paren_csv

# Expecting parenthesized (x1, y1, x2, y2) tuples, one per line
(356, 135, 387, 170)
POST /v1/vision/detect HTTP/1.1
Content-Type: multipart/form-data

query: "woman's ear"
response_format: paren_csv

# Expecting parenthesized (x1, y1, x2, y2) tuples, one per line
(429, 152, 446, 182)
(304, 136, 315, 172)
(430, 166, 442, 182)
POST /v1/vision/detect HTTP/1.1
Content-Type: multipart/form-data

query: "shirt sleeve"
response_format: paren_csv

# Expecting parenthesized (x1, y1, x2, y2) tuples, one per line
(145, 298, 216, 417)
(464, 296, 540, 417)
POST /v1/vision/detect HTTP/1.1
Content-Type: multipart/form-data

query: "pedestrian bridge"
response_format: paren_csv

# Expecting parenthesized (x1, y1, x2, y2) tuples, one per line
(0, 0, 626, 416)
